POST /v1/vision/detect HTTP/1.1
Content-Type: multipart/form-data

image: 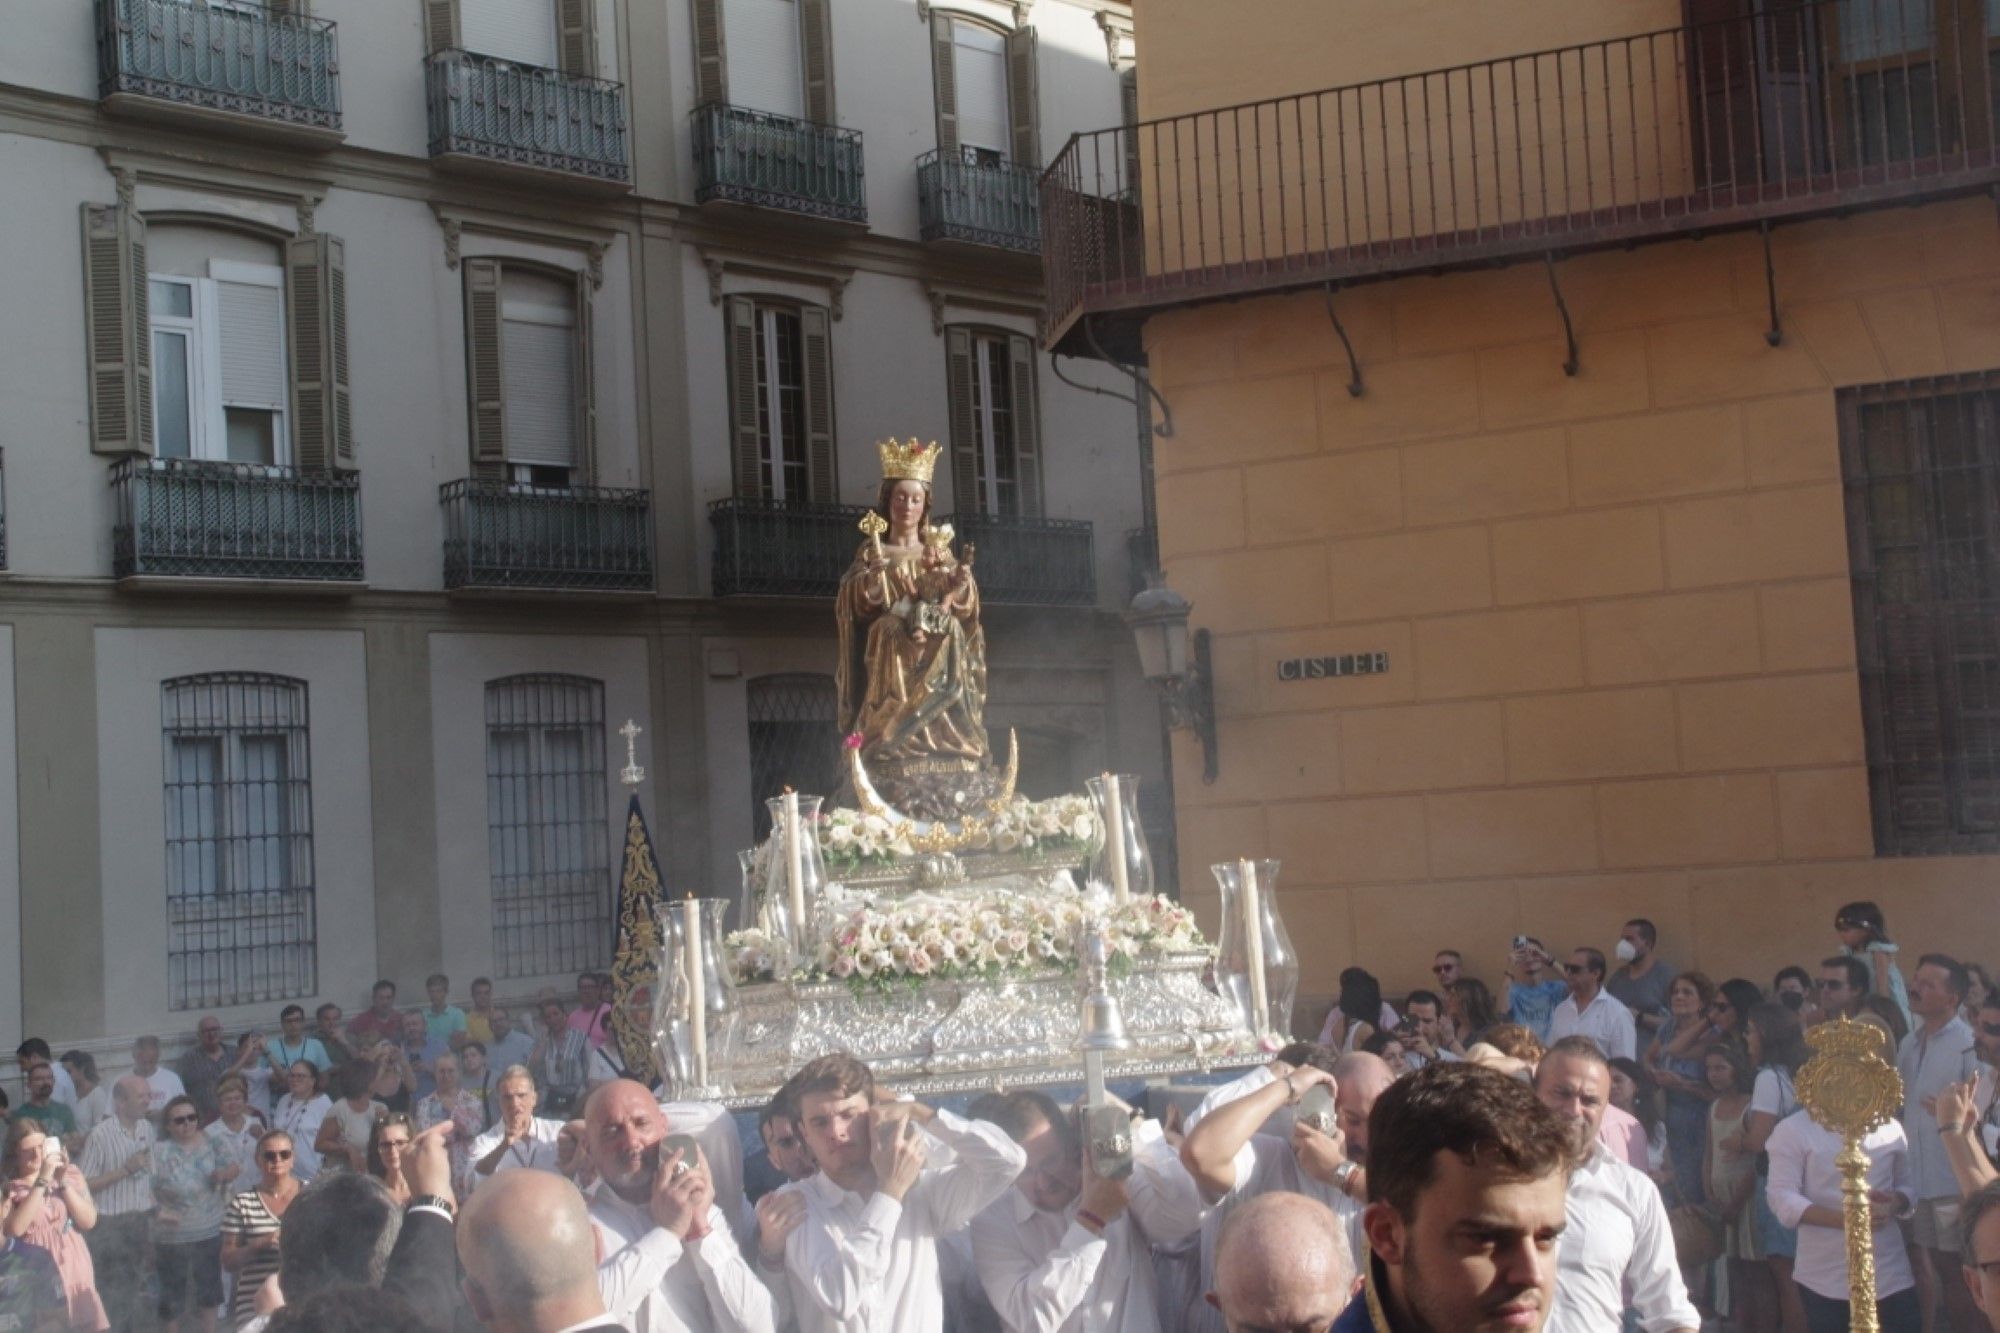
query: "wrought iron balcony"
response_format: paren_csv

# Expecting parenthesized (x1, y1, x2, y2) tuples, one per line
(941, 512, 1096, 607)
(112, 457, 362, 585)
(917, 150, 1041, 252)
(1043, 0, 2000, 356)
(96, 0, 342, 143)
(692, 103, 866, 224)
(710, 497, 872, 598)
(441, 479, 653, 594)
(425, 51, 629, 188)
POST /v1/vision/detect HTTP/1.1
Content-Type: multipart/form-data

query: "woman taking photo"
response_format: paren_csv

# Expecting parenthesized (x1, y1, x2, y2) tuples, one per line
(2, 1118, 104, 1330)
(221, 1129, 298, 1329)
(269, 1062, 329, 1182)
(1645, 971, 1721, 1206)
(365, 1114, 418, 1207)
(152, 1094, 233, 1333)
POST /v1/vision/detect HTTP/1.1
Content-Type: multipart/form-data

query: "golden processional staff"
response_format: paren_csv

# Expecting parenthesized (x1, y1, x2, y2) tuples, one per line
(1795, 1017, 1907, 1332)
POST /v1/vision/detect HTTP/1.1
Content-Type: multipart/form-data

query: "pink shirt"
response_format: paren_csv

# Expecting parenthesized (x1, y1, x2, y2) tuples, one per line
(1598, 1102, 1649, 1170)
(566, 1004, 611, 1050)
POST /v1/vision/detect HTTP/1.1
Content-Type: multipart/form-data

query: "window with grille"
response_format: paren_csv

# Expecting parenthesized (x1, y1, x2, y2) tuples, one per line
(748, 674, 839, 841)
(486, 675, 611, 978)
(162, 673, 317, 1010)
(1841, 372, 2000, 854)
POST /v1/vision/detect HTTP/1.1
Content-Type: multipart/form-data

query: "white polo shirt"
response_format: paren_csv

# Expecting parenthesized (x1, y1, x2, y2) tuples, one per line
(1545, 1144, 1699, 1333)
(1548, 990, 1637, 1062)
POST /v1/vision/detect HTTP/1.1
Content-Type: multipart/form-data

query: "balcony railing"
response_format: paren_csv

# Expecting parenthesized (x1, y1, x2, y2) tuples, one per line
(1043, 0, 2000, 352)
(692, 103, 867, 223)
(441, 480, 653, 593)
(426, 51, 628, 186)
(918, 150, 1042, 251)
(710, 497, 872, 598)
(942, 512, 1096, 607)
(96, 0, 342, 137)
(112, 457, 362, 584)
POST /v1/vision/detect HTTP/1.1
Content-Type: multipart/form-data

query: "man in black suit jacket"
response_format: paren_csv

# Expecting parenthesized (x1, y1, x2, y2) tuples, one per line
(458, 1166, 621, 1332)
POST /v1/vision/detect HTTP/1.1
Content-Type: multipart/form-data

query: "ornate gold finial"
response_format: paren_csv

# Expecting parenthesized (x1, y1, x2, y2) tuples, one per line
(1796, 1017, 1906, 1332)
(878, 437, 940, 485)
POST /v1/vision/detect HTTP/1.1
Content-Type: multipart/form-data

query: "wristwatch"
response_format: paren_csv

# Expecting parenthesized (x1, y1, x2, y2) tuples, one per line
(1331, 1161, 1360, 1192)
(407, 1193, 456, 1218)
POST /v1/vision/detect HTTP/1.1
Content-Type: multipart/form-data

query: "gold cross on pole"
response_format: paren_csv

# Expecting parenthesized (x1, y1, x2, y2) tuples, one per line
(619, 719, 646, 789)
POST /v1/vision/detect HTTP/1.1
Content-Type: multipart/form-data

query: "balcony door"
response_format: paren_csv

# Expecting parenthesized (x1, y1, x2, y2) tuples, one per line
(728, 0, 805, 119)
(149, 255, 289, 467)
(950, 19, 1010, 165)
(463, 0, 559, 67)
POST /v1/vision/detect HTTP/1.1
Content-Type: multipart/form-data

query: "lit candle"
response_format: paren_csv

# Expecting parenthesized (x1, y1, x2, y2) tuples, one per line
(1240, 859, 1268, 1037)
(683, 897, 707, 1089)
(1103, 774, 1132, 906)
(784, 789, 807, 953)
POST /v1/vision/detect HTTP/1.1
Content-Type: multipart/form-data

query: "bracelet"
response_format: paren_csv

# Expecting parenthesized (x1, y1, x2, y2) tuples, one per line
(1076, 1208, 1108, 1234)
(1283, 1074, 1300, 1106)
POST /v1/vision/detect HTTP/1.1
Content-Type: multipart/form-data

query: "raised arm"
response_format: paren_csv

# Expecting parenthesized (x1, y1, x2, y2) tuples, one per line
(1181, 1066, 1331, 1202)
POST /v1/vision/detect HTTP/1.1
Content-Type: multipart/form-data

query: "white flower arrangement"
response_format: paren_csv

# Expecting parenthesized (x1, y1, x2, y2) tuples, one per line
(726, 888, 1205, 994)
(816, 793, 1102, 870)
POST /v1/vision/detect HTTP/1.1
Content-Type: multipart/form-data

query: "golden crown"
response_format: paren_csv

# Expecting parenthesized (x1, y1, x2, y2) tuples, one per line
(878, 437, 940, 485)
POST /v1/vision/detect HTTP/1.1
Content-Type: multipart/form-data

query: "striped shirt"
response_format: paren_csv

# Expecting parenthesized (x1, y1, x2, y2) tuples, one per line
(78, 1116, 155, 1216)
(220, 1187, 286, 1325)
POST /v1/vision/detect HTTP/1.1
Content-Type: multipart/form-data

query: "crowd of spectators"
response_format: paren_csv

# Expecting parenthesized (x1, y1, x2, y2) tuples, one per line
(8, 921, 2000, 1332)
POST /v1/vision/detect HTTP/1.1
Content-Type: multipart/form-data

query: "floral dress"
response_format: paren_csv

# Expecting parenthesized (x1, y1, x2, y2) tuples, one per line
(415, 1089, 484, 1199)
(4, 1167, 108, 1331)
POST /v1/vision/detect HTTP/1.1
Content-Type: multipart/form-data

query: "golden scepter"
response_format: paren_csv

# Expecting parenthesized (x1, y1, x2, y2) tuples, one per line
(857, 510, 890, 605)
(1795, 1018, 1905, 1332)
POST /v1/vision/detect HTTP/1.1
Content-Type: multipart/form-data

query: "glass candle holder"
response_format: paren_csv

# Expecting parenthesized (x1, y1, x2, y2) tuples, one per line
(652, 896, 739, 1098)
(1210, 858, 1299, 1045)
(762, 793, 829, 967)
(1085, 773, 1155, 906)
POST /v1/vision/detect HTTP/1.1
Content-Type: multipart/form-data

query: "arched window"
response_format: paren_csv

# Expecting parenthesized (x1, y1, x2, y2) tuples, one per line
(161, 672, 317, 1009)
(747, 673, 839, 839)
(485, 675, 611, 977)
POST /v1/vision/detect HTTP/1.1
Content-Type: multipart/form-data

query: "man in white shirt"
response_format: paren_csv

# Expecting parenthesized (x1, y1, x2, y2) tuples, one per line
(1533, 1037, 1697, 1333)
(1178, 1056, 1368, 1333)
(469, 1065, 577, 1187)
(582, 1079, 775, 1333)
(1547, 949, 1637, 1062)
(968, 1089, 1203, 1332)
(1899, 953, 1984, 1333)
(78, 1076, 158, 1331)
(774, 1051, 1026, 1333)
(130, 1035, 188, 1122)
(1766, 1104, 1918, 1331)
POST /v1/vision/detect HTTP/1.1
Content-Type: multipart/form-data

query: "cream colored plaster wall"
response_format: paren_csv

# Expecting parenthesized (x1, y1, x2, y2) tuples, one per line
(1148, 196, 2000, 1005)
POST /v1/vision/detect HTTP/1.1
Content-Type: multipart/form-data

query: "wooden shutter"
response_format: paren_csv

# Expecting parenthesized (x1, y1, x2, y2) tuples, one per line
(802, 0, 834, 125)
(1120, 67, 1140, 195)
(1005, 24, 1039, 167)
(557, 0, 596, 78)
(725, 295, 762, 497)
(930, 11, 958, 154)
(800, 304, 835, 503)
(424, 0, 460, 53)
(572, 267, 597, 483)
(464, 257, 507, 476)
(693, 0, 728, 107)
(1007, 332, 1041, 517)
(944, 326, 978, 513)
(287, 232, 352, 472)
(80, 202, 152, 456)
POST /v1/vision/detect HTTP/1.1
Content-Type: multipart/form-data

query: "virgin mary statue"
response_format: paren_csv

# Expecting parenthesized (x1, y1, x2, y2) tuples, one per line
(835, 438, 1000, 819)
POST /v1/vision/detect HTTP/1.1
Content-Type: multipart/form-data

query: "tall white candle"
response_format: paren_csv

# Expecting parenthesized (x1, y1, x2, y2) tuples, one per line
(784, 791, 807, 951)
(1241, 859, 1269, 1036)
(1103, 774, 1132, 906)
(683, 898, 707, 1089)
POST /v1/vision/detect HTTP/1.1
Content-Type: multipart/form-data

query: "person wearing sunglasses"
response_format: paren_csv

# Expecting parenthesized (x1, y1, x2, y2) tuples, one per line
(1816, 955, 1871, 1026)
(1547, 948, 1637, 1063)
(153, 1094, 233, 1333)
(221, 1129, 299, 1328)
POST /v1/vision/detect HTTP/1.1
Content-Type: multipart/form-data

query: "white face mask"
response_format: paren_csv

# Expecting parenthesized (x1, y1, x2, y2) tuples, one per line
(1614, 939, 1639, 964)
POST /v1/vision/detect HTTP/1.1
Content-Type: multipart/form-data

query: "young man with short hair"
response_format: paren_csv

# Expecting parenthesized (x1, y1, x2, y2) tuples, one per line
(424, 973, 470, 1050)
(347, 979, 404, 1048)
(13, 1060, 76, 1139)
(1817, 955, 1871, 1024)
(1547, 949, 1636, 1062)
(1502, 939, 1571, 1046)
(128, 1035, 186, 1121)
(1333, 1062, 1574, 1332)
(466, 977, 499, 1046)
(771, 1051, 1025, 1333)
(1899, 953, 1983, 1333)
(1605, 919, 1677, 1039)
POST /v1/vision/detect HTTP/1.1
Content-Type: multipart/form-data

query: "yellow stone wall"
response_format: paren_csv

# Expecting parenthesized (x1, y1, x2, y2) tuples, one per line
(1149, 198, 2000, 1006)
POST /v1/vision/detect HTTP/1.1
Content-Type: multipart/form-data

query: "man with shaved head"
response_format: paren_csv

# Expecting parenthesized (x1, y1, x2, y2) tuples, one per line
(459, 1168, 620, 1332)
(1208, 1192, 1355, 1333)
(580, 1078, 775, 1332)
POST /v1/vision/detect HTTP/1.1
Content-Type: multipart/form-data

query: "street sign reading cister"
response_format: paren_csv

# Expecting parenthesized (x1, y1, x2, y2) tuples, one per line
(1276, 651, 1389, 681)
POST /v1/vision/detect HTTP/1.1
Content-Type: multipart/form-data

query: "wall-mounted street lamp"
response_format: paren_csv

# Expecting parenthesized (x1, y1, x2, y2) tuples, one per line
(1125, 575, 1218, 784)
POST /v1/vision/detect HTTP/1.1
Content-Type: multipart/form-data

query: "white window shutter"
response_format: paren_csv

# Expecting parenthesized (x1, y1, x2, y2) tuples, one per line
(215, 273, 287, 412)
(728, 0, 805, 120)
(81, 202, 152, 455)
(500, 268, 578, 469)
(462, 0, 558, 67)
(953, 22, 1010, 158)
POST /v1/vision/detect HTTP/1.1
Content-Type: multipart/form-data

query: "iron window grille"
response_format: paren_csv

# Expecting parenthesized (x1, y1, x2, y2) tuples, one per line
(486, 675, 611, 979)
(747, 673, 841, 842)
(1841, 371, 2000, 854)
(162, 672, 317, 1011)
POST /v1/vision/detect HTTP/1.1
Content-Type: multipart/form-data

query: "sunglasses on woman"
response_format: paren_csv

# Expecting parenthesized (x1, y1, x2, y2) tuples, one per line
(262, 1150, 293, 1162)
(169, 1114, 197, 1126)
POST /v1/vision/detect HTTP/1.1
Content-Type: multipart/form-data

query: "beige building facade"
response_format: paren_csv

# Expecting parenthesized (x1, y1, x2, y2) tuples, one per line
(0, 0, 1160, 1064)
(1046, 0, 2000, 1003)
